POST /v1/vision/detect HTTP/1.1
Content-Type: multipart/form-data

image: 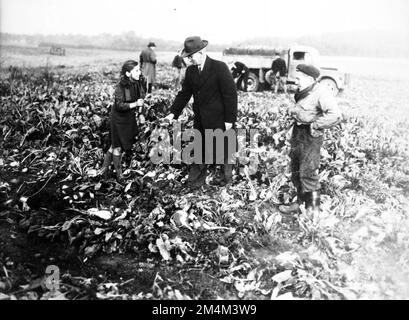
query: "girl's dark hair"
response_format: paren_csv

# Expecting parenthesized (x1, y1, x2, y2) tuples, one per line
(121, 60, 139, 77)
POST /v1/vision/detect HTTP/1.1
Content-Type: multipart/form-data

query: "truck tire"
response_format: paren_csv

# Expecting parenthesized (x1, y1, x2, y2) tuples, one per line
(319, 78, 339, 96)
(246, 72, 259, 92)
(265, 70, 274, 85)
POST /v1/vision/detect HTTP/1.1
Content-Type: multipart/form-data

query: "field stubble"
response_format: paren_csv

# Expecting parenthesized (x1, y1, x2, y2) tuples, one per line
(0, 50, 409, 300)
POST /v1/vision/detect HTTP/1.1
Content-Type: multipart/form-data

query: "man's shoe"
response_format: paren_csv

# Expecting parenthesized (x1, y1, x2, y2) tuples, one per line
(187, 164, 207, 183)
(212, 171, 225, 185)
(278, 202, 301, 214)
(221, 173, 233, 187)
(278, 192, 305, 214)
(213, 175, 232, 187)
(184, 175, 207, 193)
(215, 179, 232, 188)
(213, 164, 233, 187)
(188, 180, 205, 192)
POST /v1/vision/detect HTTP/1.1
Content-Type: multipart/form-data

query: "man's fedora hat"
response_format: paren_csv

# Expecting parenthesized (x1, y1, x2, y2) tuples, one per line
(180, 36, 208, 58)
(147, 42, 156, 47)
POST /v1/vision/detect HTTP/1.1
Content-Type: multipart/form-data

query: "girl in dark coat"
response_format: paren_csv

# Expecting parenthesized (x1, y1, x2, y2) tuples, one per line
(99, 60, 146, 182)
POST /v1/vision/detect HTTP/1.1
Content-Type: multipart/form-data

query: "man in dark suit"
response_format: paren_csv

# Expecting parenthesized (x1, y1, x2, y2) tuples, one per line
(164, 36, 238, 190)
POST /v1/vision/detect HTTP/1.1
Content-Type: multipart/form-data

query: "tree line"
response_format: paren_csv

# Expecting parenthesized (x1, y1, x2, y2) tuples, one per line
(1, 30, 408, 58)
(0, 31, 225, 52)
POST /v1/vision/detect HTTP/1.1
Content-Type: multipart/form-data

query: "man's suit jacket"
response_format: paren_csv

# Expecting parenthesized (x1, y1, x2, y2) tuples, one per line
(170, 57, 238, 131)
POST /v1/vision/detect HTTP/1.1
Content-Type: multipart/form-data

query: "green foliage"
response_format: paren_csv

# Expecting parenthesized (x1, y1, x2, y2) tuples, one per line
(1, 64, 409, 300)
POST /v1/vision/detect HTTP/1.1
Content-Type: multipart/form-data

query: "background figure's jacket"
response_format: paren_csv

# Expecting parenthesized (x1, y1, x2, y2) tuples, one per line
(231, 61, 249, 78)
(139, 47, 157, 83)
(272, 58, 287, 77)
(290, 84, 342, 130)
(172, 55, 187, 69)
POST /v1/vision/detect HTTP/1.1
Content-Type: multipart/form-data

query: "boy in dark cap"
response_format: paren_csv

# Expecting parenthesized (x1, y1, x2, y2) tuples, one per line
(279, 64, 342, 215)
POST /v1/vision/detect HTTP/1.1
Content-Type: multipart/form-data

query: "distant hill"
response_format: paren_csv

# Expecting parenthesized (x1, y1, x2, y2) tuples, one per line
(1, 30, 408, 58)
(231, 30, 409, 58)
(0, 31, 225, 52)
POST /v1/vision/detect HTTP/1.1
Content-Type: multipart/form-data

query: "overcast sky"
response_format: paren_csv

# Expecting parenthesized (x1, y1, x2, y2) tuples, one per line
(1, 0, 408, 43)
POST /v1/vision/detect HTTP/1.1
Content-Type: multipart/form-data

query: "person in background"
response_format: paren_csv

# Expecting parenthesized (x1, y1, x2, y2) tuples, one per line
(172, 52, 187, 90)
(98, 60, 146, 183)
(279, 64, 342, 215)
(271, 52, 287, 94)
(164, 36, 238, 190)
(139, 42, 157, 93)
(231, 61, 249, 92)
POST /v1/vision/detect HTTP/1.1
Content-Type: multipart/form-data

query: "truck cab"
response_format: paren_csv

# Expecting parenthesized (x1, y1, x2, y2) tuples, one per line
(222, 45, 349, 95)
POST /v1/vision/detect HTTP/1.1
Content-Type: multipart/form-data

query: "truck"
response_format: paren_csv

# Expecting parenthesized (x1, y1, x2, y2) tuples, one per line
(49, 45, 66, 56)
(222, 45, 350, 95)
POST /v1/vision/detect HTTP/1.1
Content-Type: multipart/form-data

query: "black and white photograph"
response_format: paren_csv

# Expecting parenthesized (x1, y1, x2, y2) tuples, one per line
(1, 0, 409, 304)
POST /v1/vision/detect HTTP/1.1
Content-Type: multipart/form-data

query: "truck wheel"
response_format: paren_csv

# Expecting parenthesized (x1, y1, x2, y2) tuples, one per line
(319, 78, 339, 96)
(265, 70, 274, 85)
(246, 72, 259, 92)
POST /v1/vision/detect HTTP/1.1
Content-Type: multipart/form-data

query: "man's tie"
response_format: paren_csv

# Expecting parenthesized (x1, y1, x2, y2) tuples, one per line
(197, 65, 201, 75)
